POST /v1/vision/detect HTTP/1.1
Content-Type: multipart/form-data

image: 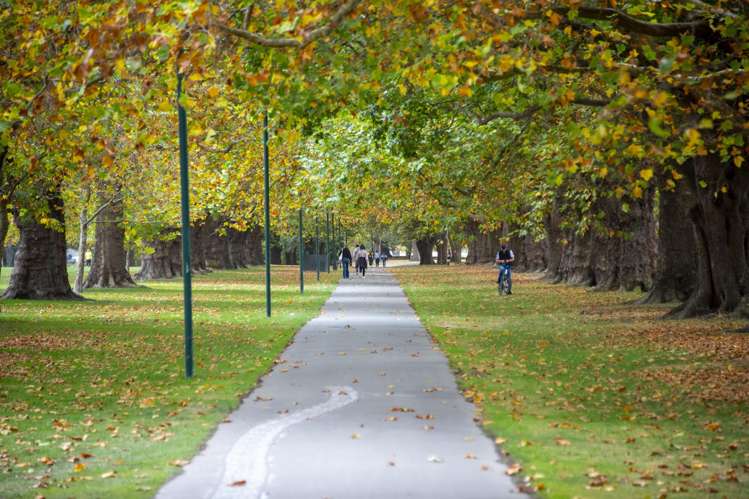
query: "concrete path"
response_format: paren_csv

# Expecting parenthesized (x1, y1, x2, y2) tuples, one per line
(158, 268, 522, 499)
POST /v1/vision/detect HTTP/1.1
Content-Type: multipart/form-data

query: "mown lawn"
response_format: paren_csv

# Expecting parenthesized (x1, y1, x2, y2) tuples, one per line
(391, 265, 749, 498)
(0, 266, 338, 498)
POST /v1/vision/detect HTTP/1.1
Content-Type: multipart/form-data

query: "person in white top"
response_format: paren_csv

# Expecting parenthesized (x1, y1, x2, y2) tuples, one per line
(356, 245, 369, 277)
(352, 245, 361, 275)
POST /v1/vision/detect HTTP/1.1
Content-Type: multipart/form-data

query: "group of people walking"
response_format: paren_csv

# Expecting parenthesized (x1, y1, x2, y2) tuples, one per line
(338, 244, 389, 279)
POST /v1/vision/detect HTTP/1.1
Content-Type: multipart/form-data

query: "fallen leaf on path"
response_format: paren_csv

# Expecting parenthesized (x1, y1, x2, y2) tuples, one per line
(229, 480, 247, 487)
(427, 455, 443, 463)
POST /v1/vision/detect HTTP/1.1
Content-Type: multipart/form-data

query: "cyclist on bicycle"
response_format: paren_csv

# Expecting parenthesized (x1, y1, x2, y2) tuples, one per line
(495, 242, 515, 295)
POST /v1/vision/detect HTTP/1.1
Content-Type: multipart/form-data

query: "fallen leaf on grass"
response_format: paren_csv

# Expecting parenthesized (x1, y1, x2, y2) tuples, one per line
(505, 463, 522, 476)
(73, 463, 86, 472)
(169, 460, 188, 467)
(100, 471, 116, 479)
(555, 438, 571, 446)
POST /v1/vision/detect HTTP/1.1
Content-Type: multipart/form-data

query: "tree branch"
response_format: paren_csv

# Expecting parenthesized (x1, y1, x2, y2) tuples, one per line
(216, 0, 362, 48)
(554, 6, 711, 37)
(477, 97, 610, 125)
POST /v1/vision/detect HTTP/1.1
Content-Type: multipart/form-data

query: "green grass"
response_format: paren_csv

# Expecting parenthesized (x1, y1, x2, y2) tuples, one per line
(391, 265, 749, 498)
(0, 265, 338, 498)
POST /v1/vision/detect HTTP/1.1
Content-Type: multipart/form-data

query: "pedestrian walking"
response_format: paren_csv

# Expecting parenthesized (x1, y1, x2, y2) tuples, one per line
(374, 250, 381, 267)
(353, 244, 361, 275)
(381, 247, 389, 267)
(357, 244, 369, 277)
(339, 246, 352, 279)
(368, 250, 374, 267)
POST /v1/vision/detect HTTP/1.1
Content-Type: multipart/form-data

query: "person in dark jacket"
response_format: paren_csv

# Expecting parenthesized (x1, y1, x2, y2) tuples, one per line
(339, 246, 352, 279)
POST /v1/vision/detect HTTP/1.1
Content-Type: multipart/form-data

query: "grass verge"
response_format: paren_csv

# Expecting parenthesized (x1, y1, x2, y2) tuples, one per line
(0, 266, 338, 498)
(391, 265, 748, 498)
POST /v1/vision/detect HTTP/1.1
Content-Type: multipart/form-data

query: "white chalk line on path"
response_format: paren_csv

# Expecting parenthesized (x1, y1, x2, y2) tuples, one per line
(211, 386, 358, 499)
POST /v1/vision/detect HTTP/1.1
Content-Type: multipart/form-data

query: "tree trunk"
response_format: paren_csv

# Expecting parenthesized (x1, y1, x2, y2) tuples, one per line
(2, 189, 79, 299)
(135, 236, 181, 280)
(74, 192, 90, 294)
(83, 193, 135, 288)
(448, 232, 462, 264)
(669, 155, 749, 317)
(416, 237, 435, 265)
(436, 233, 448, 264)
(556, 230, 596, 286)
(592, 189, 657, 292)
(410, 240, 420, 261)
(640, 180, 697, 303)
(544, 200, 565, 280)
(190, 221, 209, 273)
(465, 219, 501, 264)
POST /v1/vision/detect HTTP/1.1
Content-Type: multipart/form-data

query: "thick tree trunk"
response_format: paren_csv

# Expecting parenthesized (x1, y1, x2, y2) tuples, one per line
(83, 194, 135, 288)
(448, 233, 462, 264)
(416, 237, 435, 265)
(190, 221, 209, 273)
(640, 180, 697, 303)
(669, 155, 749, 317)
(2, 190, 79, 299)
(465, 220, 501, 264)
(510, 234, 547, 273)
(593, 190, 657, 292)
(409, 240, 420, 261)
(544, 198, 565, 280)
(557, 230, 596, 286)
(135, 236, 181, 280)
(436, 233, 448, 264)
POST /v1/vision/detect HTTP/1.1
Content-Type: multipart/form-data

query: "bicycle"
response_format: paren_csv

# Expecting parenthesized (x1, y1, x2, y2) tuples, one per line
(497, 263, 512, 295)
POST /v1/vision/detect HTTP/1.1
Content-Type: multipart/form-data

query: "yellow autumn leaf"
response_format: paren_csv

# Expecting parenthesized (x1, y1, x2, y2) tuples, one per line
(639, 168, 654, 181)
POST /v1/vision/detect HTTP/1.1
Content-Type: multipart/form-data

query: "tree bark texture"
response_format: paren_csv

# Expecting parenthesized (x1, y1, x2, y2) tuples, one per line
(592, 190, 657, 292)
(416, 237, 436, 265)
(83, 193, 135, 288)
(2, 188, 79, 299)
(640, 179, 697, 303)
(510, 233, 547, 272)
(135, 235, 181, 280)
(465, 219, 501, 264)
(670, 154, 749, 317)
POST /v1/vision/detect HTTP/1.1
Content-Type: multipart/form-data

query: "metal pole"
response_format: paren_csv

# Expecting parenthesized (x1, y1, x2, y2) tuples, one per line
(325, 211, 330, 273)
(177, 72, 194, 379)
(263, 111, 271, 318)
(315, 218, 320, 281)
(299, 208, 304, 294)
(331, 212, 336, 270)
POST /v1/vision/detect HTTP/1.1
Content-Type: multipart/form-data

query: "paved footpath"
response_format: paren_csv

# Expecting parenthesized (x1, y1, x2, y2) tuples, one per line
(158, 268, 522, 499)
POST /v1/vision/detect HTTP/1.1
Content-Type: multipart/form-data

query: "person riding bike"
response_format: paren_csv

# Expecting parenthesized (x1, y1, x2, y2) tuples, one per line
(495, 242, 515, 295)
